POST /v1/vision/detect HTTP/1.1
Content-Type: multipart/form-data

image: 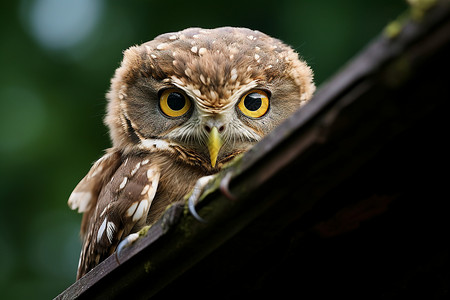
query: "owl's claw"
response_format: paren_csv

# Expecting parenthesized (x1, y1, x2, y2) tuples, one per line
(188, 175, 215, 223)
(115, 232, 140, 265)
(219, 170, 235, 201)
(188, 171, 235, 222)
(188, 196, 207, 223)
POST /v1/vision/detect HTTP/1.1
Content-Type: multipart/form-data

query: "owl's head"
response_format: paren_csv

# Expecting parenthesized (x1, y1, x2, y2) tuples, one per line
(105, 27, 315, 171)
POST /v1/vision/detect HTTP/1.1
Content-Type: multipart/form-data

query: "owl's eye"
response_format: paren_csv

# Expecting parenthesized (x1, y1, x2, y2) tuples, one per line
(238, 90, 270, 118)
(159, 89, 191, 118)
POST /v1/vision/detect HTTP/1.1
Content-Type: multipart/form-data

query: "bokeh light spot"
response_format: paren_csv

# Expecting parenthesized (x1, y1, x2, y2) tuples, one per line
(25, 0, 103, 50)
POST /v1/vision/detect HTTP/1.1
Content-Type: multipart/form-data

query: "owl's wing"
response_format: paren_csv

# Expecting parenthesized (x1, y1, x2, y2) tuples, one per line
(69, 151, 160, 279)
(68, 150, 122, 236)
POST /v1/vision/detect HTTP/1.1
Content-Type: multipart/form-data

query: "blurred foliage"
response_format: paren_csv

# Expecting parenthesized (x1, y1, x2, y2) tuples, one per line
(0, 0, 406, 298)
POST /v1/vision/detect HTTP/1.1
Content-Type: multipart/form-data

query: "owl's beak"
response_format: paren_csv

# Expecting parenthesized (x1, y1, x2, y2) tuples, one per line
(207, 126, 223, 167)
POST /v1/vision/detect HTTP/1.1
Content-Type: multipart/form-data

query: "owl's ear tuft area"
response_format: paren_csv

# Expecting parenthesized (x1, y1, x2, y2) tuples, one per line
(120, 46, 146, 84)
(286, 49, 316, 104)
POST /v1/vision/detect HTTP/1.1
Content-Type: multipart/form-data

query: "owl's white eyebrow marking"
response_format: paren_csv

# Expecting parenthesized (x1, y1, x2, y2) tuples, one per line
(141, 159, 149, 165)
(97, 217, 107, 242)
(193, 89, 202, 97)
(171, 76, 184, 86)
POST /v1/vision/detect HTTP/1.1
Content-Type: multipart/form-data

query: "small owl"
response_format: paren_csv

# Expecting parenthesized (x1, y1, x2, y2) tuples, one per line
(68, 27, 315, 279)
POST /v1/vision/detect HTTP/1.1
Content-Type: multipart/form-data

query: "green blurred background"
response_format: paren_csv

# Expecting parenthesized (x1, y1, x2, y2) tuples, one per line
(0, 0, 407, 298)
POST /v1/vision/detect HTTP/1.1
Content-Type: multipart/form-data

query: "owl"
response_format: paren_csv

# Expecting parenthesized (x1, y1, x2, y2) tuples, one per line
(68, 27, 315, 279)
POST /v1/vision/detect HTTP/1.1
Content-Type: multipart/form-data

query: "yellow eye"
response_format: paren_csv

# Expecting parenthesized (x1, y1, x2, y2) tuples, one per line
(238, 90, 270, 118)
(159, 89, 191, 118)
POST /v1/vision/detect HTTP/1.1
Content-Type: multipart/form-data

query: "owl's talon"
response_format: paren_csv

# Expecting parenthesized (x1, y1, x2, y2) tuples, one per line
(188, 175, 215, 222)
(220, 171, 235, 201)
(115, 232, 140, 265)
(188, 197, 207, 223)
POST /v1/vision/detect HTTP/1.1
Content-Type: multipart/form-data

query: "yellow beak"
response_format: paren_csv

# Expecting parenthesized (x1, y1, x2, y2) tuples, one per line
(207, 126, 223, 167)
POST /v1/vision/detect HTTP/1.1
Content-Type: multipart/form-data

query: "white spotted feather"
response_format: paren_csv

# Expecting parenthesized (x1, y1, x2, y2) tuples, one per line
(69, 152, 161, 279)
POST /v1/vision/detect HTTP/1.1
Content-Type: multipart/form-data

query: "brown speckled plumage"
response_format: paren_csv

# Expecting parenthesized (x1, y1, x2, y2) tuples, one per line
(68, 27, 315, 279)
